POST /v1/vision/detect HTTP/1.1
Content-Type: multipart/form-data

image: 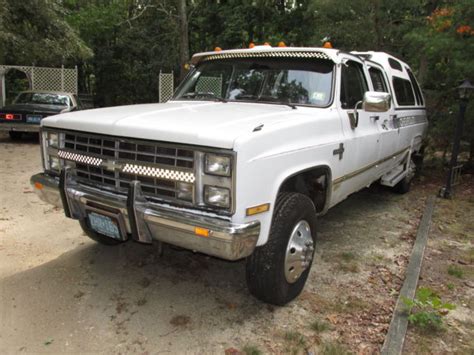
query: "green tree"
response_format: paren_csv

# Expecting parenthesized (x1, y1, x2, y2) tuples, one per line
(0, 0, 91, 66)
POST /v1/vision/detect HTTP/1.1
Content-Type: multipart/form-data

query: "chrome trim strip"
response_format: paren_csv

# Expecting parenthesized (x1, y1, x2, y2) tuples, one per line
(333, 147, 410, 185)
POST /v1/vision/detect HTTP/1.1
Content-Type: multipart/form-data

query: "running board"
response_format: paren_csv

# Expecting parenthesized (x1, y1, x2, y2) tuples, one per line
(380, 165, 406, 187)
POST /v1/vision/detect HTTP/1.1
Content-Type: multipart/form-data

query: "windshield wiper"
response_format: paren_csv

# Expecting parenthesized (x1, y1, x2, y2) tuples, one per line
(256, 96, 297, 109)
(182, 91, 227, 103)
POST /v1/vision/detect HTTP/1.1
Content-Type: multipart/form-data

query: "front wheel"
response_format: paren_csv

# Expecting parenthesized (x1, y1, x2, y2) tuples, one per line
(246, 192, 317, 305)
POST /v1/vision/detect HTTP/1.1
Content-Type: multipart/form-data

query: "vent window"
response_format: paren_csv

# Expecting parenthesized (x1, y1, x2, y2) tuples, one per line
(369, 67, 389, 92)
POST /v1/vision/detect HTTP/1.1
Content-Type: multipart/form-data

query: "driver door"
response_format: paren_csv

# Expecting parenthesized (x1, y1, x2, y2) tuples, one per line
(335, 58, 381, 200)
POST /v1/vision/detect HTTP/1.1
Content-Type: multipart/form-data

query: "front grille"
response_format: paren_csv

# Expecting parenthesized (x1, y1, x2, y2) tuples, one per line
(62, 131, 195, 204)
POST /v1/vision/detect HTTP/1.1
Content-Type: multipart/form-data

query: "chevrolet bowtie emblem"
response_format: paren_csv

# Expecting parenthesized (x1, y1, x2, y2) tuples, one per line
(101, 160, 123, 171)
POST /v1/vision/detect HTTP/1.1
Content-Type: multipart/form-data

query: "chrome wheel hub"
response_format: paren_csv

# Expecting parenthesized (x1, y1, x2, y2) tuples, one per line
(284, 220, 314, 283)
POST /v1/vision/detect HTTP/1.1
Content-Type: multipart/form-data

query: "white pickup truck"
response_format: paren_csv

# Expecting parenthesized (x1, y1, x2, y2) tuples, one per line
(31, 46, 427, 305)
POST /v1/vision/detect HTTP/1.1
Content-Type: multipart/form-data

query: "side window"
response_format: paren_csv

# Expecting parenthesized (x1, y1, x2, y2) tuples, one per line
(369, 67, 388, 92)
(406, 68, 424, 106)
(393, 77, 416, 106)
(340, 60, 368, 109)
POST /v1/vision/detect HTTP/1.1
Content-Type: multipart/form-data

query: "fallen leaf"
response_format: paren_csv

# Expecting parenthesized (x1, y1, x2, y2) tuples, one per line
(170, 315, 190, 327)
(224, 347, 241, 355)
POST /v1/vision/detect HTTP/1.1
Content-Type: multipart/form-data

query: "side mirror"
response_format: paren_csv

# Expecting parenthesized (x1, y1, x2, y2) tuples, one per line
(363, 91, 391, 112)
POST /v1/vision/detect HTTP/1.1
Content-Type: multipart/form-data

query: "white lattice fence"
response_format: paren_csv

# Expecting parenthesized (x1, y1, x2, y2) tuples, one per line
(159, 71, 174, 103)
(0, 64, 78, 107)
(32, 66, 77, 93)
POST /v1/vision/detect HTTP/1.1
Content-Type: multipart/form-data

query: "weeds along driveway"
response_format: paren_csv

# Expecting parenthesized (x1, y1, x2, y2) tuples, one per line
(0, 132, 426, 354)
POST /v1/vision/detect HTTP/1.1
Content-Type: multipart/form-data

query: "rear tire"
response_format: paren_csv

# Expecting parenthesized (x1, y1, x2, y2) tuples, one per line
(9, 131, 23, 140)
(393, 175, 411, 194)
(246, 192, 317, 305)
(393, 158, 416, 194)
(79, 219, 124, 245)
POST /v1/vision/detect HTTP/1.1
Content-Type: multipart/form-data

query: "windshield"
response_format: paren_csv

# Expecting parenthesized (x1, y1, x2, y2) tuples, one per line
(175, 58, 334, 107)
(14, 92, 71, 106)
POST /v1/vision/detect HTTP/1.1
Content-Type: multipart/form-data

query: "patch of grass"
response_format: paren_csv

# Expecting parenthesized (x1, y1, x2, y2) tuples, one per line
(447, 264, 464, 278)
(466, 247, 474, 264)
(331, 296, 370, 313)
(310, 319, 330, 333)
(283, 331, 306, 354)
(447, 283, 455, 290)
(335, 251, 360, 273)
(320, 340, 350, 355)
(242, 344, 262, 355)
(370, 252, 389, 263)
(340, 251, 356, 261)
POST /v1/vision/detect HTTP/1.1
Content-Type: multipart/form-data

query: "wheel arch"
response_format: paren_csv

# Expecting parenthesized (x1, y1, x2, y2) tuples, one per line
(275, 164, 333, 215)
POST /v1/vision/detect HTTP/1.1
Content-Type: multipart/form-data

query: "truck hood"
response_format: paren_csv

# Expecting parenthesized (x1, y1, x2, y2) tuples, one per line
(42, 101, 299, 149)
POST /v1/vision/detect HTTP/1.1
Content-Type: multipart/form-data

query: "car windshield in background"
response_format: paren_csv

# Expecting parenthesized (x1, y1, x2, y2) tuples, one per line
(14, 93, 71, 106)
(175, 58, 334, 107)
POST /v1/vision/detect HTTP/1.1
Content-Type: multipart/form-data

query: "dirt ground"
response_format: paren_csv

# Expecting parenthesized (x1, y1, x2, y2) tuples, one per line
(0, 132, 472, 354)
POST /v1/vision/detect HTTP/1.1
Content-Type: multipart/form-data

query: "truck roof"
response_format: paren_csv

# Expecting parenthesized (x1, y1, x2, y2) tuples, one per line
(191, 46, 414, 76)
(351, 51, 414, 81)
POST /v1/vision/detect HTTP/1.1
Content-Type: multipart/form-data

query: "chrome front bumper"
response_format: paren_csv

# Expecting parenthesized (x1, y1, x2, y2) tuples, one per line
(0, 123, 40, 132)
(30, 172, 260, 260)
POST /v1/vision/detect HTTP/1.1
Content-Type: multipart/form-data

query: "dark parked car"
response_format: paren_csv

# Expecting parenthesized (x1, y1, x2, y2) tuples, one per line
(0, 91, 82, 140)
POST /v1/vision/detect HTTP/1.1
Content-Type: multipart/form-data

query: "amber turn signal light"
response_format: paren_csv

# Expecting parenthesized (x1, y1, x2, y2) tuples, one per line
(246, 203, 270, 216)
(194, 227, 210, 237)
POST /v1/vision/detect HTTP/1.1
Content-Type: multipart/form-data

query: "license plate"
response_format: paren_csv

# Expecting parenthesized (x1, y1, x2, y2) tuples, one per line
(87, 212, 121, 240)
(26, 115, 42, 123)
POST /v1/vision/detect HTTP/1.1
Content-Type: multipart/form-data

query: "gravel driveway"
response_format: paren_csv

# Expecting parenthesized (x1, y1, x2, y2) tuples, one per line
(0, 132, 426, 354)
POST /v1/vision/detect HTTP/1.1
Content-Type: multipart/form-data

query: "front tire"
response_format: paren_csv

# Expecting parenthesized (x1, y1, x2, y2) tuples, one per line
(79, 219, 124, 245)
(246, 192, 317, 305)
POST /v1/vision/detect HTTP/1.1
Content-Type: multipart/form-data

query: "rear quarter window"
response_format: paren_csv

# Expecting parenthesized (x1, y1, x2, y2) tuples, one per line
(406, 68, 424, 106)
(392, 77, 415, 106)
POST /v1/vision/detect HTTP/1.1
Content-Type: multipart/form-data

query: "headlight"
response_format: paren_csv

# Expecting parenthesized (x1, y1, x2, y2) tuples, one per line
(204, 185, 230, 208)
(48, 132, 59, 148)
(50, 157, 60, 170)
(204, 154, 231, 176)
(177, 182, 193, 201)
(42, 130, 64, 173)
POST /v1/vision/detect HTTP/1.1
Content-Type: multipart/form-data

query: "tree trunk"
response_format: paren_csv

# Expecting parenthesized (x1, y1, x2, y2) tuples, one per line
(372, 0, 383, 49)
(418, 54, 428, 86)
(178, 0, 189, 81)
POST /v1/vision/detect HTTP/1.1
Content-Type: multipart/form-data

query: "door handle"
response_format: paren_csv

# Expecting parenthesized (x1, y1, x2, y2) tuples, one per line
(370, 115, 380, 121)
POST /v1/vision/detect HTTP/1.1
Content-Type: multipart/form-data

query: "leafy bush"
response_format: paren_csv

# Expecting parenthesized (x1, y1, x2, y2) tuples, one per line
(403, 287, 455, 330)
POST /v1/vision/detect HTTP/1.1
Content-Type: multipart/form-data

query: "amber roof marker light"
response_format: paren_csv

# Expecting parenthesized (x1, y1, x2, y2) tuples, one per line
(323, 41, 333, 48)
